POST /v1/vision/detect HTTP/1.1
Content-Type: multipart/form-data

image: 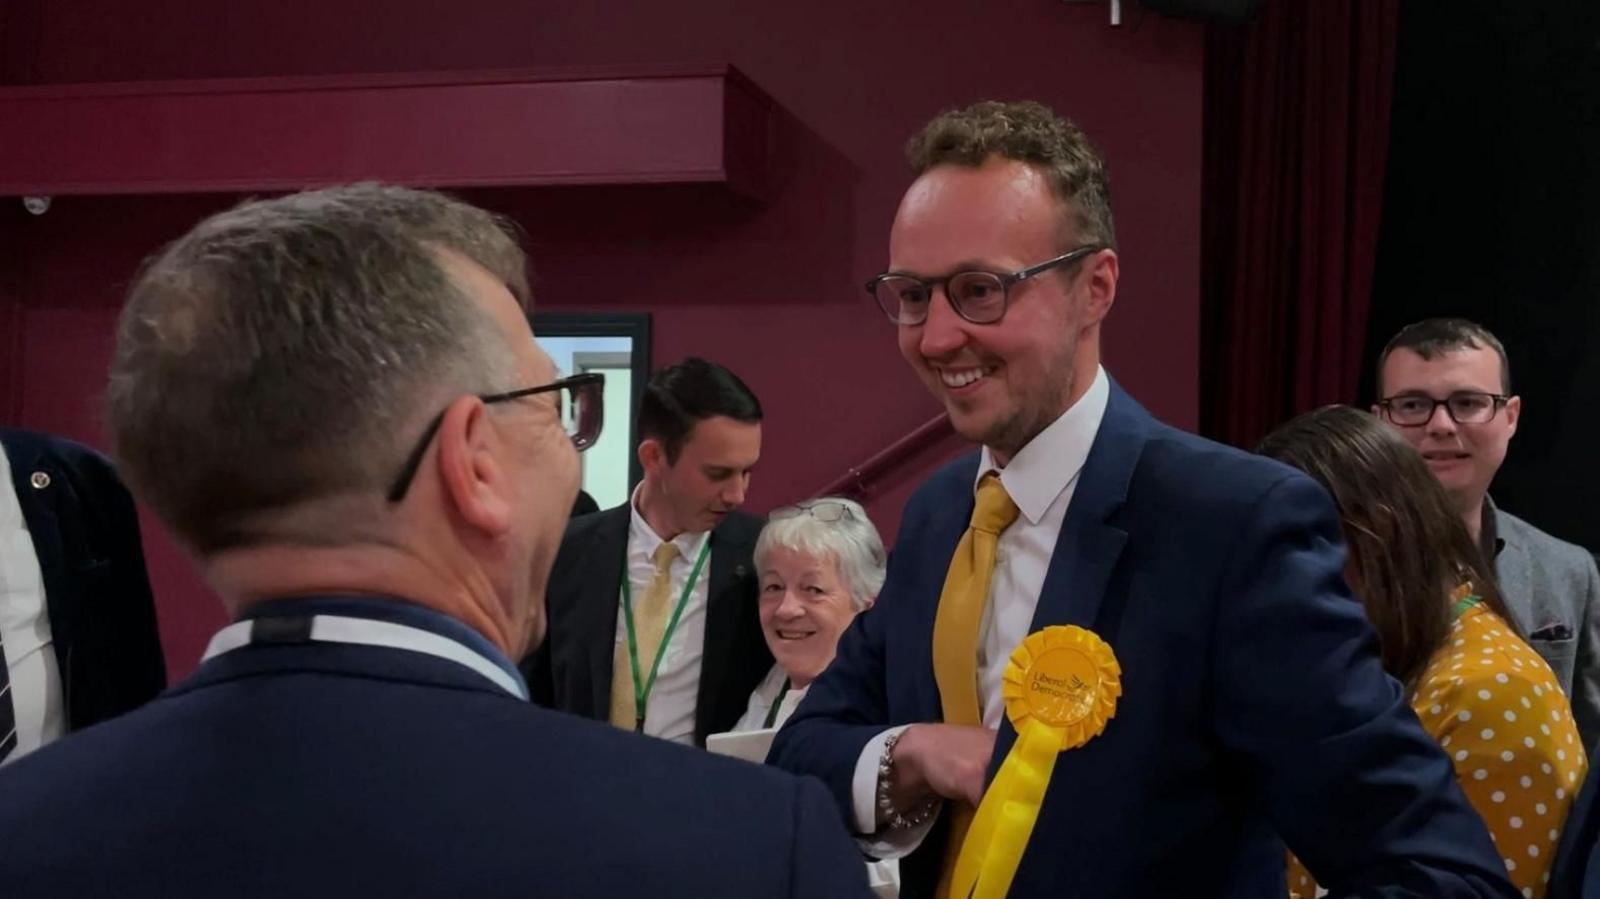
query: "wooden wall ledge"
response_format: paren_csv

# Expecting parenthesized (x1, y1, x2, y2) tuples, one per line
(0, 65, 772, 200)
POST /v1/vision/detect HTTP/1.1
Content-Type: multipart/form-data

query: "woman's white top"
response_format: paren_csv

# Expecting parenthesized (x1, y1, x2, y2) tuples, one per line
(732, 664, 809, 732)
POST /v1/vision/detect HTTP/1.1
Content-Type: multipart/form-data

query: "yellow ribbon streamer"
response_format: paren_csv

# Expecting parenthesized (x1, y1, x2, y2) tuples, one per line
(951, 626, 1121, 899)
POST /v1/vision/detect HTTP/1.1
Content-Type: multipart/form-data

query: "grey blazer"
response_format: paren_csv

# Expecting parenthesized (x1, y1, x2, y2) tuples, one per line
(1491, 500, 1600, 754)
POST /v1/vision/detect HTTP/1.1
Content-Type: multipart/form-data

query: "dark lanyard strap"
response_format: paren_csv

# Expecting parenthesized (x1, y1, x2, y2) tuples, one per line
(762, 679, 792, 729)
(620, 539, 712, 733)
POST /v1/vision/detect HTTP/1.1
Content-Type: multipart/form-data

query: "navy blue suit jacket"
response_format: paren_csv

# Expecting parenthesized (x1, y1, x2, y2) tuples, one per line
(770, 382, 1517, 898)
(1, 428, 164, 731)
(0, 603, 871, 898)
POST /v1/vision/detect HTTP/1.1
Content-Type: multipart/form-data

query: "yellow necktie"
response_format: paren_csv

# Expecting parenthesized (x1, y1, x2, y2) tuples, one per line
(610, 541, 681, 730)
(932, 473, 1019, 899)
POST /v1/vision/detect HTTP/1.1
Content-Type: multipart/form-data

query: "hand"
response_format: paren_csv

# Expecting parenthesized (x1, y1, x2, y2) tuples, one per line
(886, 724, 997, 813)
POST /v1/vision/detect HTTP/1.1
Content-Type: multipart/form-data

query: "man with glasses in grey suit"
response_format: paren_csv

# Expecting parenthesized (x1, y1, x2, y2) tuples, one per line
(1376, 317, 1600, 753)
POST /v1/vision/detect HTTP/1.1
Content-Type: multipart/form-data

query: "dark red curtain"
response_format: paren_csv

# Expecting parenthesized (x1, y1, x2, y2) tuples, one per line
(1200, 0, 1400, 449)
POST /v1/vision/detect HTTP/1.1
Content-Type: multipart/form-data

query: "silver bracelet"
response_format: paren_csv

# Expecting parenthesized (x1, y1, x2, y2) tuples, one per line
(876, 730, 938, 830)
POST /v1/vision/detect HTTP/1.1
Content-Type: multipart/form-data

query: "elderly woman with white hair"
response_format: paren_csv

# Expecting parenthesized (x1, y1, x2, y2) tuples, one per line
(732, 496, 886, 732)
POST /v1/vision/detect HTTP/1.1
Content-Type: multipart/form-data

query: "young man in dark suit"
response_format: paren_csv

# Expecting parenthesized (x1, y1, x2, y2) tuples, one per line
(0, 427, 165, 763)
(0, 185, 870, 899)
(770, 101, 1518, 897)
(525, 357, 771, 746)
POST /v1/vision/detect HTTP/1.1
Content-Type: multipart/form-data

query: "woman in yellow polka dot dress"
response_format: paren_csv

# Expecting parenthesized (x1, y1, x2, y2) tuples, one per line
(1261, 406, 1586, 899)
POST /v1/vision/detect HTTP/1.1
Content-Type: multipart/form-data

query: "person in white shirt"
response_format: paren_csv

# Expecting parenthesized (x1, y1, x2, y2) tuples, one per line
(526, 357, 772, 746)
(727, 496, 884, 732)
(767, 99, 1518, 898)
(0, 427, 165, 766)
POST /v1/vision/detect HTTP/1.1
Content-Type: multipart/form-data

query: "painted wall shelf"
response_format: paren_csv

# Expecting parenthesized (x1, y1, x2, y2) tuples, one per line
(0, 65, 772, 200)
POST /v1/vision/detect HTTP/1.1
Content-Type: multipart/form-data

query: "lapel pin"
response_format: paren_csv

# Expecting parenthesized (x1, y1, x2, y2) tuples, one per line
(29, 471, 51, 490)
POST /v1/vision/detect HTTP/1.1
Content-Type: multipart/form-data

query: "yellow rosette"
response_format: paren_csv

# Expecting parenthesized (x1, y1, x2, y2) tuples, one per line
(950, 625, 1121, 899)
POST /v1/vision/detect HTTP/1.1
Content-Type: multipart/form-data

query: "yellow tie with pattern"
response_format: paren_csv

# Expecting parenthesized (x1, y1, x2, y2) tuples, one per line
(610, 541, 681, 730)
(932, 472, 1020, 899)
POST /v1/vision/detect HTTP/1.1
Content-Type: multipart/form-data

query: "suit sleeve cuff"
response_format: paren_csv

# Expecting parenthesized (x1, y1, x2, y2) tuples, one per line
(850, 724, 937, 859)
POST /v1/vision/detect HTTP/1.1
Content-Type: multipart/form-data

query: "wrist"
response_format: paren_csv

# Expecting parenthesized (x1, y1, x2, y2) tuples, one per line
(876, 729, 938, 830)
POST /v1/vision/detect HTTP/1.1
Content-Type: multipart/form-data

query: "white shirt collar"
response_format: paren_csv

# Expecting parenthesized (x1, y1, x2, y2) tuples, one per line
(976, 365, 1111, 526)
(202, 614, 529, 700)
(629, 483, 712, 561)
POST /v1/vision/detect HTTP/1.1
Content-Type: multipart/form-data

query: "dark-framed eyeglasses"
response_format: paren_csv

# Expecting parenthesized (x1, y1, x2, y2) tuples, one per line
(1378, 391, 1509, 427)
(386, 372, 605, 503)
(865, 244, 1104, 326)
(770, 500, 855, 523)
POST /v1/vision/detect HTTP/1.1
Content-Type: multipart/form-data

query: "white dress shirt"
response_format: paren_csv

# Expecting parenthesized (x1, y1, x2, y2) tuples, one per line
(619, 487, 713, 745)
(0, 445, 66, 765)
(849, 366, 1111, 852)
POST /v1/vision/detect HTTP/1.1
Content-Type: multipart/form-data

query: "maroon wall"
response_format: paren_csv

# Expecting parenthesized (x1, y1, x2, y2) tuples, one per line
(0, 0, 1203, 677)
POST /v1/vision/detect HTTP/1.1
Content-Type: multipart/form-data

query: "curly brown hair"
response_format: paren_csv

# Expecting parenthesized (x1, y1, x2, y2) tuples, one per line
(906, 100, 1117, 251)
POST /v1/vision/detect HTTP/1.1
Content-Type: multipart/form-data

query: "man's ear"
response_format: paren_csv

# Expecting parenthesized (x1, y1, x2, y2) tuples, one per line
(1081, 249, 1119, 327)
(1504, 395, 1522, 436)
(435, 396, 514, 537)
(638, 438, 667, 477)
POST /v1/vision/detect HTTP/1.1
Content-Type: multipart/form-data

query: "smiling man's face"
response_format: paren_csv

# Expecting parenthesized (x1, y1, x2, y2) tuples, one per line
(890, 157, 1112, 465)
(1376, 345, 1520, 513)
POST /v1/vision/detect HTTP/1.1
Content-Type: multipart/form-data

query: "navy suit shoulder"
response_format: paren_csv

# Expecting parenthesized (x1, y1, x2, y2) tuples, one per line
(0, 642, 871, 898)
(563, 502, 627, 541)
(1129, 414, 1331, 520)
(0, 428, 165, 731)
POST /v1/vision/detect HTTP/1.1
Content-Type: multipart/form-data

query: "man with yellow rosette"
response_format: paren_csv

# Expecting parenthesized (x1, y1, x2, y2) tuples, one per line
(769, 101, 1520, 898)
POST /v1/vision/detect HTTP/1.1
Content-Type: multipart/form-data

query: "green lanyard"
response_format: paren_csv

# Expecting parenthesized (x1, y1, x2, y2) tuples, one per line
(620, 539, 711, 733)
(763, 680, 791, 729)
(1452, 592, 1483, 619)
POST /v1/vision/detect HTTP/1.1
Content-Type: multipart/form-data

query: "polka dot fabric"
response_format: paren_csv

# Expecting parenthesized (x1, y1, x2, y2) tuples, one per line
(1289, 605, 1587, 899)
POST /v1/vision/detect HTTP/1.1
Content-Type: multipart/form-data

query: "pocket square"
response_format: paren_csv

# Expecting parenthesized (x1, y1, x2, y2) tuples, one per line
(1530, 620, 1574, 642)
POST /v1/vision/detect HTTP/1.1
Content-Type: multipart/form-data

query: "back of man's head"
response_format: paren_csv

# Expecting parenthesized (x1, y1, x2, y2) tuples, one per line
(106, 184, 527, 554)
(1378, 317, 1512, 395)
(636, 357, 762, 464)
(906, 99, 1117, 251)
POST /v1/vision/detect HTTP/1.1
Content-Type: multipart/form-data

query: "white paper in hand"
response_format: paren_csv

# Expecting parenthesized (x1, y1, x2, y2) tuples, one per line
(704, 728, 777, 765)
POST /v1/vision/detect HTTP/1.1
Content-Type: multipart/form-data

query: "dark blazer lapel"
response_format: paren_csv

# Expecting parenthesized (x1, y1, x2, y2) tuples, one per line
(1025, 382, 1146, 634)
(988, 381, 1146, 778)
(695, 512, 758, 743)
(574, 506, 630, 719)
(4, 435, 76, 690)
(1487, 503, 1535, 625)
